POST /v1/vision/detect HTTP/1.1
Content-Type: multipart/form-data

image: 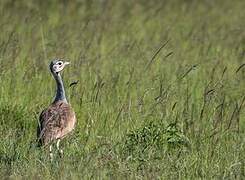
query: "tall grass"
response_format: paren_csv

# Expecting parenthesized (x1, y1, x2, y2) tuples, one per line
(0, 0, 244, 179)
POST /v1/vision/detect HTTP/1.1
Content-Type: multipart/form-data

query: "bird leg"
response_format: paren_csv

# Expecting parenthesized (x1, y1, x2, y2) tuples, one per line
(49, 144, 53, 161)
(56, 139, 63, 157)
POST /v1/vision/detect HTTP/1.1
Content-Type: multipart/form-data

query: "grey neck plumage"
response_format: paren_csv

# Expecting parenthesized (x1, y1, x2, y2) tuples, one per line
(52, 72, 67, 103)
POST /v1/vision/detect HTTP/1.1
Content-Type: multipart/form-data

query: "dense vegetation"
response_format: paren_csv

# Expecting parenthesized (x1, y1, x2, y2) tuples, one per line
(0, 0, 244, 179)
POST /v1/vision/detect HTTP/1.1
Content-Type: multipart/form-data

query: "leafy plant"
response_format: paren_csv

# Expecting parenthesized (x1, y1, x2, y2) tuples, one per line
(122, 121, 190, 162)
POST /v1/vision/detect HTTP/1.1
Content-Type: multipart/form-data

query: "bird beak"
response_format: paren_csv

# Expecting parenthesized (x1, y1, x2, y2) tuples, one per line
(64, 62, 70, 66)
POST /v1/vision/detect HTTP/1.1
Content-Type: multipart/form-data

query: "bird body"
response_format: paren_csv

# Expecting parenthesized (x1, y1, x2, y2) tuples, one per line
(37, 100, 76, 146)
(37, 59, 76, 158)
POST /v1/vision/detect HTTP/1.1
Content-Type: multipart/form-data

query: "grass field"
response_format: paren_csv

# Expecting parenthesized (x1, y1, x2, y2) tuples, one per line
(0, 0, 244, 179)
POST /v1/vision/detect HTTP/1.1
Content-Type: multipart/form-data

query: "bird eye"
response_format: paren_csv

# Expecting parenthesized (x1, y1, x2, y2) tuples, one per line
(58, 62, 62, 65)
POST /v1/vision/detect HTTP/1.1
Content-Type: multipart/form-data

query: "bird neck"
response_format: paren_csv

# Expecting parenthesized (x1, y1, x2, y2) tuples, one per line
(52, 72, 67, 103)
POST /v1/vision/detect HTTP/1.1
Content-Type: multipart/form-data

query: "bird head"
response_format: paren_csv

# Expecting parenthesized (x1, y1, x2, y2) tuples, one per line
(50, 59, 70, 74)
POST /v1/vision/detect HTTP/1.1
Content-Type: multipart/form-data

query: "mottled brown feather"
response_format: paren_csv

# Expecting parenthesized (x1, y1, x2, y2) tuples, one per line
(37, 101, 76, 146)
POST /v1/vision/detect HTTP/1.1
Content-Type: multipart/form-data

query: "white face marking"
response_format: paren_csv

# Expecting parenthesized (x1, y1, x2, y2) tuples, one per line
(53, 61, 65, 73)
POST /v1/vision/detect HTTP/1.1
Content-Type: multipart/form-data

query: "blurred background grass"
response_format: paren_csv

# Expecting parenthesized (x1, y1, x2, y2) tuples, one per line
(0, 0, 244, 179)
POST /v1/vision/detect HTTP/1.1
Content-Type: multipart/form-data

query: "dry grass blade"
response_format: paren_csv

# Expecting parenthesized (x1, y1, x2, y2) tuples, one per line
(145, 39, 170, 70)
(69, 80, 79, 87)
(180, 64, 198, 80)
(235, 63, 245, 73)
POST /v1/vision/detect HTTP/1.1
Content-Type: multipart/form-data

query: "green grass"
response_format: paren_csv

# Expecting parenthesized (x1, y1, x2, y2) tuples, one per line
(0, 0, 244, 179)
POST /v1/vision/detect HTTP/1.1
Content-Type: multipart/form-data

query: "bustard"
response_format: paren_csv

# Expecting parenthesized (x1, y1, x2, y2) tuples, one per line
(37, 59, 76, 159)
